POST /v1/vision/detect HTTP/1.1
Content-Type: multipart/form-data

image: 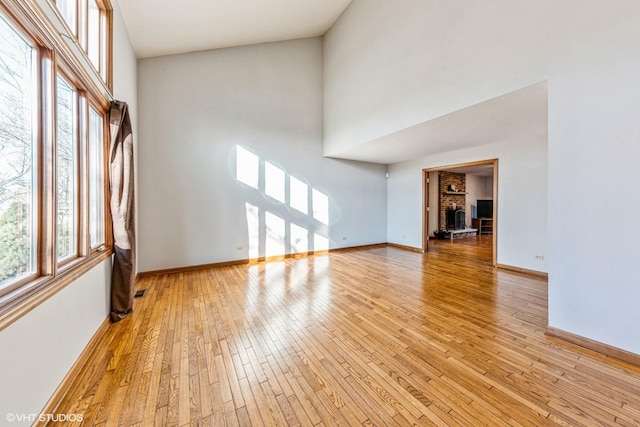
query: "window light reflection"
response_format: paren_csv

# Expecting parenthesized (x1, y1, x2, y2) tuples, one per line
(314, 234, 329, 252)
(236, 146, 259, 189)
(265, 211, 285, 257)
(289, 176, 308, 215)
(245, 202, 260, 259)
(234, 145, 335, 261)
(265, 161, 285, 203)
(290, 223, 308, 254)
(312, 189, 329, 225)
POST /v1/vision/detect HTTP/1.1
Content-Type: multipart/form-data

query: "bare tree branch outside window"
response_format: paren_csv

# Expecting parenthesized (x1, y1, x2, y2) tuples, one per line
(56, 77, 77, 261)
(0, 15, 36, 286)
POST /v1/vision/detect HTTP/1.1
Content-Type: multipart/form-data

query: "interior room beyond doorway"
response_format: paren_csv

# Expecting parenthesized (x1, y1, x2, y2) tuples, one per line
(423, 160, 498, 266)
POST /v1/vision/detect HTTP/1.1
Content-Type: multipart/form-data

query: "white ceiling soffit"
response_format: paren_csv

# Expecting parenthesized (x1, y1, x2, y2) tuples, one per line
(118, 0, 353, 58)
(331, 81, 549, 165)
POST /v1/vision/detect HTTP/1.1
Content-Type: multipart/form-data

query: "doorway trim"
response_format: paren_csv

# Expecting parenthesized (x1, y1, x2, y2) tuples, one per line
(422, 159, 499, 267)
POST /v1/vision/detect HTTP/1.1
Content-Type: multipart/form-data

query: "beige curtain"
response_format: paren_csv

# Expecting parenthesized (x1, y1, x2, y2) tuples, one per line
(109, 101, 136, 322)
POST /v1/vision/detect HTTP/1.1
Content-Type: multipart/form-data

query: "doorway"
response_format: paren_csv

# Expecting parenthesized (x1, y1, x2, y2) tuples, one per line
(422, 159, 498, 266)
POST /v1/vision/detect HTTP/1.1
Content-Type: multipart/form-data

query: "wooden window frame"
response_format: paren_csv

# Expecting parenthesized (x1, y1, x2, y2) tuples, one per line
(0, 0, 114, 331)
(55, 70, 82, 267)
(86, 97, 109, 253)
(49, 0, 112, 89)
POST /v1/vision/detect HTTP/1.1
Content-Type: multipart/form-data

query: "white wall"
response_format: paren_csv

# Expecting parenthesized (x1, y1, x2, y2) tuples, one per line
(0, 0, 137, 420)
(548, 36, 640, 352)
(326, 0, 640, 354)
(0, 261, 111, 421)
(388, 139, 547, 272)
(112, 0, 139, 271)
(136, 38, 387, 273)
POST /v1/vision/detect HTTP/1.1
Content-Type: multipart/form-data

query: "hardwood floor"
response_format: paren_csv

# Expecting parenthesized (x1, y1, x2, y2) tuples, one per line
(54, 236, 640, 426)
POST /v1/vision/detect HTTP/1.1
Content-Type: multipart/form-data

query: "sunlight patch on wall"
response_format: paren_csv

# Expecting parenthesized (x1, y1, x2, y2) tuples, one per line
(245, 202, 260, 259)
(314, 234, 329, 252)
(265, 211, 286, 257)
(233, 144, 336, 260)
(236, 145, 259, 189)
(290, 176, 308, 215)
(265, 161, 285, 203)
(312, 189, 329, 225)
(290, 223, 309, 254)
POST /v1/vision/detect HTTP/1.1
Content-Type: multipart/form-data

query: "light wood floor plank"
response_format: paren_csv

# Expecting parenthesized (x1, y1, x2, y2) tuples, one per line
(51, 236, 640, 426)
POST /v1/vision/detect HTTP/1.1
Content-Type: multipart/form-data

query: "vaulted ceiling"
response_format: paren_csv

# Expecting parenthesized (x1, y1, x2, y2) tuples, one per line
(117, 1, 547, 165)
(117, 0, 352, 58)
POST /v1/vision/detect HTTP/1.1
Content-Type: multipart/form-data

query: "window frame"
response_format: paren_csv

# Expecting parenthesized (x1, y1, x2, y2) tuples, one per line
(0, 0, 114, 330)
(55, 70, 81, 267)
(86, 99, 108, 252)
(0, 12, 41, 292)
(51, 0, 112, 88)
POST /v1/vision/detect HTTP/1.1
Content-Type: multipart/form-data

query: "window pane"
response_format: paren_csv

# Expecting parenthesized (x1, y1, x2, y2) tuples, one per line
(87, 0, 100, 70)
(56, 77, 77, 261)
(0, 15, 37, 287)
(88, 107, 104, 248)
(56, 0, 76, 34)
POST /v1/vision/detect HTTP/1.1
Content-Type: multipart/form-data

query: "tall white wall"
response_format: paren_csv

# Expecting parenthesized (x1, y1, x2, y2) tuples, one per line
(137, 38, 387, 273)
(0, 0, 137, 419)
(326, 0, 640, 354)
(0, 261, 112, 421)
(387, 139, 547, 273)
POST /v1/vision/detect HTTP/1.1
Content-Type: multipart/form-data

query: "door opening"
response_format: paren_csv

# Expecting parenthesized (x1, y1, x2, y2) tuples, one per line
(423, 159, 498, 266)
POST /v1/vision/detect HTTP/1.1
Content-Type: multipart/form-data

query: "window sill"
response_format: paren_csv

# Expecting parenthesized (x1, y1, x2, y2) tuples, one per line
(0, 248, 113, 332)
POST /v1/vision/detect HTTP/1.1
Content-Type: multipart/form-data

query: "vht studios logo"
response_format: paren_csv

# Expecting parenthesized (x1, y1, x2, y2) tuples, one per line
(6, 413, 84, 423)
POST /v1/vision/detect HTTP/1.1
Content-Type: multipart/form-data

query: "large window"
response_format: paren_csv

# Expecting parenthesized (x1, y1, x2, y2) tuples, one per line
(55, 0, 75, 33)
(87, 0, 101, 71)
(0, 14, 37, 288)
(88, 106, 105, 248)
(56, 76, 78, 262)
(0, 0, 113, 319)
(54, 0, 110, 80)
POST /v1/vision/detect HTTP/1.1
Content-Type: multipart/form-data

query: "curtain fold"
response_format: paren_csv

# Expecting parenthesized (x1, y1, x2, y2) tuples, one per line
(109, 101, 136, 322)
